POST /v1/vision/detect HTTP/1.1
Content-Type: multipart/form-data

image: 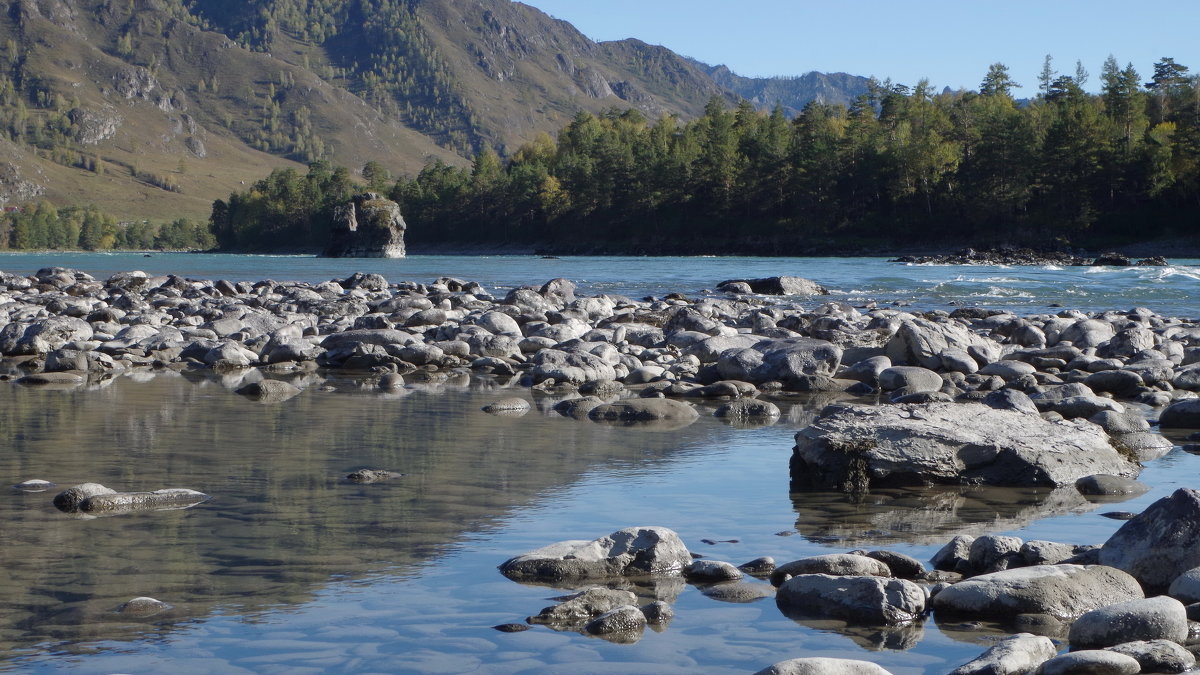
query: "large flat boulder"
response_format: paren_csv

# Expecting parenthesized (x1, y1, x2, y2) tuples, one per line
(791, 402, 1139, 489)
(498, 526, 691, 582)
(716, 276, 828, 296)
(929, 564, 1143, 620)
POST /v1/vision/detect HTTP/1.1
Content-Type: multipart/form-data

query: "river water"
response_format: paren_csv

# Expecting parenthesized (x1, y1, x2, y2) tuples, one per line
(0, 253, 1199, 674)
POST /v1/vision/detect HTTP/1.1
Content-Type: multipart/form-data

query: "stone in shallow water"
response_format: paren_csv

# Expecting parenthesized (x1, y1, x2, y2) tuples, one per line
(498, 527, 691, 582)
(118, 596, 174, 618)
(13, 479, 55, 492)
(481, 397, 531, 416)
(1099, 488, 1200, 590)
(346, 469, 403, 483)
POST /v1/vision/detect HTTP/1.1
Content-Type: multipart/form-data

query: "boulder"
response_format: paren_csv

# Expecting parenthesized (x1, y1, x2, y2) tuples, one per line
(531, 349, 617, 384)
(1034, 650, 1140, 675)
(885, 318, 997, 370)
(75, 488, 211, 514)
(713, 399, 781, 419)
(753, 658, 894, 675)
(1099, 488, 1200, 589)
(498, 526, 691, 582)
(716, 337, 842, 386)
(583, 605, 646, 639)
(481, 397, 531, 416)
(118, 596, 174, 618)
(877, 366, 942, 392)
(715, 276, 828, 296)
(527, 587, 638, 627)
(1167, 566, 1200, 604)
(770, 554, 891, 586)
(235, 380, 301, 403)
(947, 633, 1057, 675)
(930, 564, 1143, 619)
(1159, 399, 1200, 429)
(775, 574, 925, 625)
(53, 483, 118, 511)
(1106, 640, 1196, 674)
(588, 399, 698, 425)
(791, 402, 1138, 489)
(1068, 596, 1188, 649)
(684, 559, 744, 582)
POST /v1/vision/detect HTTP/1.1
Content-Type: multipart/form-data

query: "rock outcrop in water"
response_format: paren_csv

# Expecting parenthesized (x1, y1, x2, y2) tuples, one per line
(322, 193, 406, 258)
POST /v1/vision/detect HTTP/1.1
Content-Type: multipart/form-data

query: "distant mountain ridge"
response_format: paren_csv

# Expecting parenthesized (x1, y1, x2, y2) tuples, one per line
(0, 0, 871, 223)
(692, 60, 873, 115)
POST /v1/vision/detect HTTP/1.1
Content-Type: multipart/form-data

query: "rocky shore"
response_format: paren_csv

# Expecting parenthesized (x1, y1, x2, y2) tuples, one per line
(6, 265, 1200, 672)
(891, 247, 1171, 267)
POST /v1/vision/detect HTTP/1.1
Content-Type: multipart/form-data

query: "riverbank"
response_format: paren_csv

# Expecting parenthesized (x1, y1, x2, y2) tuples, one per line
(5, 264, 1200, 672)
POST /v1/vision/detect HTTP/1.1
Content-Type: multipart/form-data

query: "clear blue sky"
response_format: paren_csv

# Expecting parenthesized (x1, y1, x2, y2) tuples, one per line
(520, 0, 1199, 93)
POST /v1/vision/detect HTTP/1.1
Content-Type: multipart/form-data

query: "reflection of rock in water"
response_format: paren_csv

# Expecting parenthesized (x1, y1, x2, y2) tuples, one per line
(774, 610, 926, 651)
(790, 484, 1115, 547)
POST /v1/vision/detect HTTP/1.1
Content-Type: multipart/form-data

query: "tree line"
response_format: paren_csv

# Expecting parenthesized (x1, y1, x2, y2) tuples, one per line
(382, 56, 1196, 253)
(0, 203, 215, 251)
(212, 56, 1200, 254)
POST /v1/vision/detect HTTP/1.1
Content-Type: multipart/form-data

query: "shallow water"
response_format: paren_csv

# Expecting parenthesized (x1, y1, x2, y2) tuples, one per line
(0, 367, 1194, 674)
(1, 252, 1199, 673)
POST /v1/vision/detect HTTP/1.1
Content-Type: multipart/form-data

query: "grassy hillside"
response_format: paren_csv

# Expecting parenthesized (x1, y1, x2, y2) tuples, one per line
(0, 0, 868, 224)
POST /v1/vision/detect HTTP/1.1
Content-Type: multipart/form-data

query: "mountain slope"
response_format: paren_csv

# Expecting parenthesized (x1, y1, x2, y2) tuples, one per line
(0, 0, 871, 224)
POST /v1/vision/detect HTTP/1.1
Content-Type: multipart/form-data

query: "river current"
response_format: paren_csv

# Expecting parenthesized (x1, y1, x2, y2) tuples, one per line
(0, 253, 1198, 674)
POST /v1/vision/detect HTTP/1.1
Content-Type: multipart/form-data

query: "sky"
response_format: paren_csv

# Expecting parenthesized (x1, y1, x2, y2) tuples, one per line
(520, 0, 1200, 93)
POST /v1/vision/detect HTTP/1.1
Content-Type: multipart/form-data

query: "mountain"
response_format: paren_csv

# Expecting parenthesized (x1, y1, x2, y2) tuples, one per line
(0, 0, 870, 224)
(692, 60, 873, 116)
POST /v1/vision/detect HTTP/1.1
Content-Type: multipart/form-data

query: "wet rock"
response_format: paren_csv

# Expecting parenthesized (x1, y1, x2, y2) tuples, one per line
(235, 380, 301, 403)
(118, 596, 173, 618)
(78, 488, 211, 514)
(864, 550, 926, 580)
(346, 469, 403, 483)
(1033, 650, 1140, 675)
(684, 559, 743, 582)
(929, 564, 1143, 620)
(947, 632, 1057, 675)
(753, 657, 894, 675)
(700, 581, 775, 603)
(1106, 639, 1196, 673)
(1099, 488, 1200, 590)
(1068, 596, 1188, 649)
(498, 526, 691, 582)
(527, 587, 637, 627)
(1159, 399, 1200, 429)
(776, 574, 925, 624)
(16, 371, 86, 387)
(583, 604, 646, 641)
(738, 556, 777, 576)
(587, 399, 698, 425)
(1075, 474, 1149, 497)
(12, 479, 55, 492)
(640, 599, 673, 626)
(792, 402, 1138, 489)
(770, 554, 891, 586)
(53, 483, 118, 511)
(713, 399, 781, 419)
(492, 623, 529, 633)
(481, 397, 531, 416)
(552, 396, 606, 419)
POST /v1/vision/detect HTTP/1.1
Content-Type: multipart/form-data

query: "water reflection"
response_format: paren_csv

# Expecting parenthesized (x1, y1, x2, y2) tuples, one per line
(789, 484, 1125, 547)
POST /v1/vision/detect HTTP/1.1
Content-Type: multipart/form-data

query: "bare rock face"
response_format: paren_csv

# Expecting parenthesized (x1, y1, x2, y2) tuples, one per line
(322, 193, 406, 258)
